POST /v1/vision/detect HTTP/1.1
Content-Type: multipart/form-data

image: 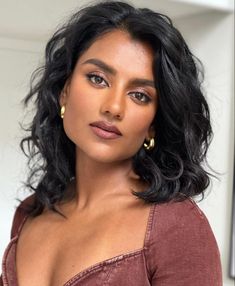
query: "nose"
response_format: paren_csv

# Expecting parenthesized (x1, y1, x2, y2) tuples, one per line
(100, 87, 125, 120)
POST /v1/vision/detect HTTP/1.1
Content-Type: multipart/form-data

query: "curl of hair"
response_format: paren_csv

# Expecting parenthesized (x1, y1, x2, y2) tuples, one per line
(20, 0, 213, 216)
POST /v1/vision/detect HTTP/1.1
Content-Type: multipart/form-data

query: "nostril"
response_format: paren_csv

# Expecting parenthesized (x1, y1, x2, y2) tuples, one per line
(101, 98, 125, 120)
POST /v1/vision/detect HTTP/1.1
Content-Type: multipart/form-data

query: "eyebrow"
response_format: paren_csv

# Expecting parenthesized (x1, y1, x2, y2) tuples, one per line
(82, 58, 116, 75)
(81, 58, 155, 88)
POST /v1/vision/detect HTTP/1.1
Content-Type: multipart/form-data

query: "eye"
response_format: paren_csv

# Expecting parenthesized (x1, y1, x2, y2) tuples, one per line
(130, 92, 151, 103)
(86, 73, 108, 87)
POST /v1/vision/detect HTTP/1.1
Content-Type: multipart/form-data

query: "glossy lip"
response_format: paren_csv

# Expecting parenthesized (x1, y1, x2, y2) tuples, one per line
(89, 121, 122, 140)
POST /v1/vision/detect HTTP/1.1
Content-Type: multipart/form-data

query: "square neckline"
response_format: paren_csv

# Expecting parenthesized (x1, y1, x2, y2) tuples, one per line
(10, 202, 156, 285)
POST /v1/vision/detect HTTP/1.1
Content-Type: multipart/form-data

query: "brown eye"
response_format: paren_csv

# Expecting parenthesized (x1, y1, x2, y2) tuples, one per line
(130, 92, 151, 103)
(86, 74, 108, 87)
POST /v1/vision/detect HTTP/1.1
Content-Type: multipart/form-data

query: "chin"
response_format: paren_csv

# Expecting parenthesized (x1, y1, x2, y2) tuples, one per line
(78, 146, 134, 164)
(88, 151, 128, 164)
(75, 138, 142, 162)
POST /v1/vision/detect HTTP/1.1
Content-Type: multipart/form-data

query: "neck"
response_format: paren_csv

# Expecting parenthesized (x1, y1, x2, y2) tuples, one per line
(72, 147, 141, 211)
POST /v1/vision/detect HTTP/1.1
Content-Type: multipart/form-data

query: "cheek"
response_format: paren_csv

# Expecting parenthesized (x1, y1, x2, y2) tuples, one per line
(62, 90, 95, 141)
(123, 107, 156, 157)
(64, 82, 99, 123)
(127, 106, 156, 139)
(68, 85, 93, 112)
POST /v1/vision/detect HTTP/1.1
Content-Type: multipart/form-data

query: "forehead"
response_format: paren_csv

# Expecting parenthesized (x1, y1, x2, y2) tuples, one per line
(77, 29, 155, 78)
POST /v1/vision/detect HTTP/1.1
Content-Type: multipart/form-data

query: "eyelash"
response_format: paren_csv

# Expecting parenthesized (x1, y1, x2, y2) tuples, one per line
(86, 73, 151, 103)
(86, 73, 108, 87)
(130, 92, 151, 103)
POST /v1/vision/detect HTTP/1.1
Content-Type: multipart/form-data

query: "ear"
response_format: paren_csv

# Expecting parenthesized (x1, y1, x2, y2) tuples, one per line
(146, 125, 155, 140)
(59, 90, 66, 107)
(59, 79, 71, 107)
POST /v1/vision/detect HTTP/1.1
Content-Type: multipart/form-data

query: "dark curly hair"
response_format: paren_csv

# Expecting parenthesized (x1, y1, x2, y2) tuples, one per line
(20, 0, 213, 216)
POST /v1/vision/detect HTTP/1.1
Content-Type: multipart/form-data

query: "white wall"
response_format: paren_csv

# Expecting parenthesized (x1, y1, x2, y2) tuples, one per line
(176, 0, 234, 10)
(0, 38, 43, 258)
(0, 9, 234, 286)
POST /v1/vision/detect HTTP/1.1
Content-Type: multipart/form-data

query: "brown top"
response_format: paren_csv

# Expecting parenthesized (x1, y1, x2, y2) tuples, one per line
(1, 197, 222, 286)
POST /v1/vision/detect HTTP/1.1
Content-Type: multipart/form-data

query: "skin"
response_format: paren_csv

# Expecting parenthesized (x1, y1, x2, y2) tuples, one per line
(16, 29, 158, 286)
(60, 29, 158, 211)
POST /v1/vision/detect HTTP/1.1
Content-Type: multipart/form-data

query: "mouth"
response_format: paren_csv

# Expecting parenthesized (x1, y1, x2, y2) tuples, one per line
(89, 121, 122, 139)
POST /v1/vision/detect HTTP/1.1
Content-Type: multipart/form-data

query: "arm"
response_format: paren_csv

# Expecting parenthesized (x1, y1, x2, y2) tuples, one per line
(148, 199, 222, 285)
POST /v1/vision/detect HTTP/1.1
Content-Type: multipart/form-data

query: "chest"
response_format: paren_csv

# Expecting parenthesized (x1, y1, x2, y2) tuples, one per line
(15, 206, 151, 286)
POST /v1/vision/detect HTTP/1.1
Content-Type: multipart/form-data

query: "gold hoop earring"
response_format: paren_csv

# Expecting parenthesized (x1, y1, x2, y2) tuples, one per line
(60, 105, 65, 119)
(144, 138, 155, 150)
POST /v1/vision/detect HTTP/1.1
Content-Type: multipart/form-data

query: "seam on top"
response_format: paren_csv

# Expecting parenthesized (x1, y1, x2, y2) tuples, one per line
(143, 202, 157, 280)
(15, 214, 29, 241)
(64, 250, 143, 285)
(1, 237, 18, 286)
(143, 202, 156, 249)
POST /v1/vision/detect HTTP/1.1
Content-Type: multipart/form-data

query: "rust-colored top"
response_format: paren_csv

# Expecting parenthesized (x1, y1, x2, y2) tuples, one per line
(1, 197, 222, 286)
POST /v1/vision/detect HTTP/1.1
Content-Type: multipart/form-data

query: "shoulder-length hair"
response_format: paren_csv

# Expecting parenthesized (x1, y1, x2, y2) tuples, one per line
(21, 0, 213, 215)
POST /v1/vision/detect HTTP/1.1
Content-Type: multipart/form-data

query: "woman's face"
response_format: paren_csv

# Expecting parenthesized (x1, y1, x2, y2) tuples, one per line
(60, 29, 158, 163)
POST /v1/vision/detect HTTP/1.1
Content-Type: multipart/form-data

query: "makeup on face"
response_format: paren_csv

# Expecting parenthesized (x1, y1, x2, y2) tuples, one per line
(81, 58, 156, 104)
(61, 30, 157, 163)
(89, 121, 122, 140)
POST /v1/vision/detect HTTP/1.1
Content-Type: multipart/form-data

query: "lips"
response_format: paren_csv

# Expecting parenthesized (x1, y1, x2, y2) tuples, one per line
(89, 121, 122, 140)
(90, 121, 122, 135)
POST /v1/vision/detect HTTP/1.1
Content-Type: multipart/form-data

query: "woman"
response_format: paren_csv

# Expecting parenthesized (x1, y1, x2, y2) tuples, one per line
(1, 1, 222, 285)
